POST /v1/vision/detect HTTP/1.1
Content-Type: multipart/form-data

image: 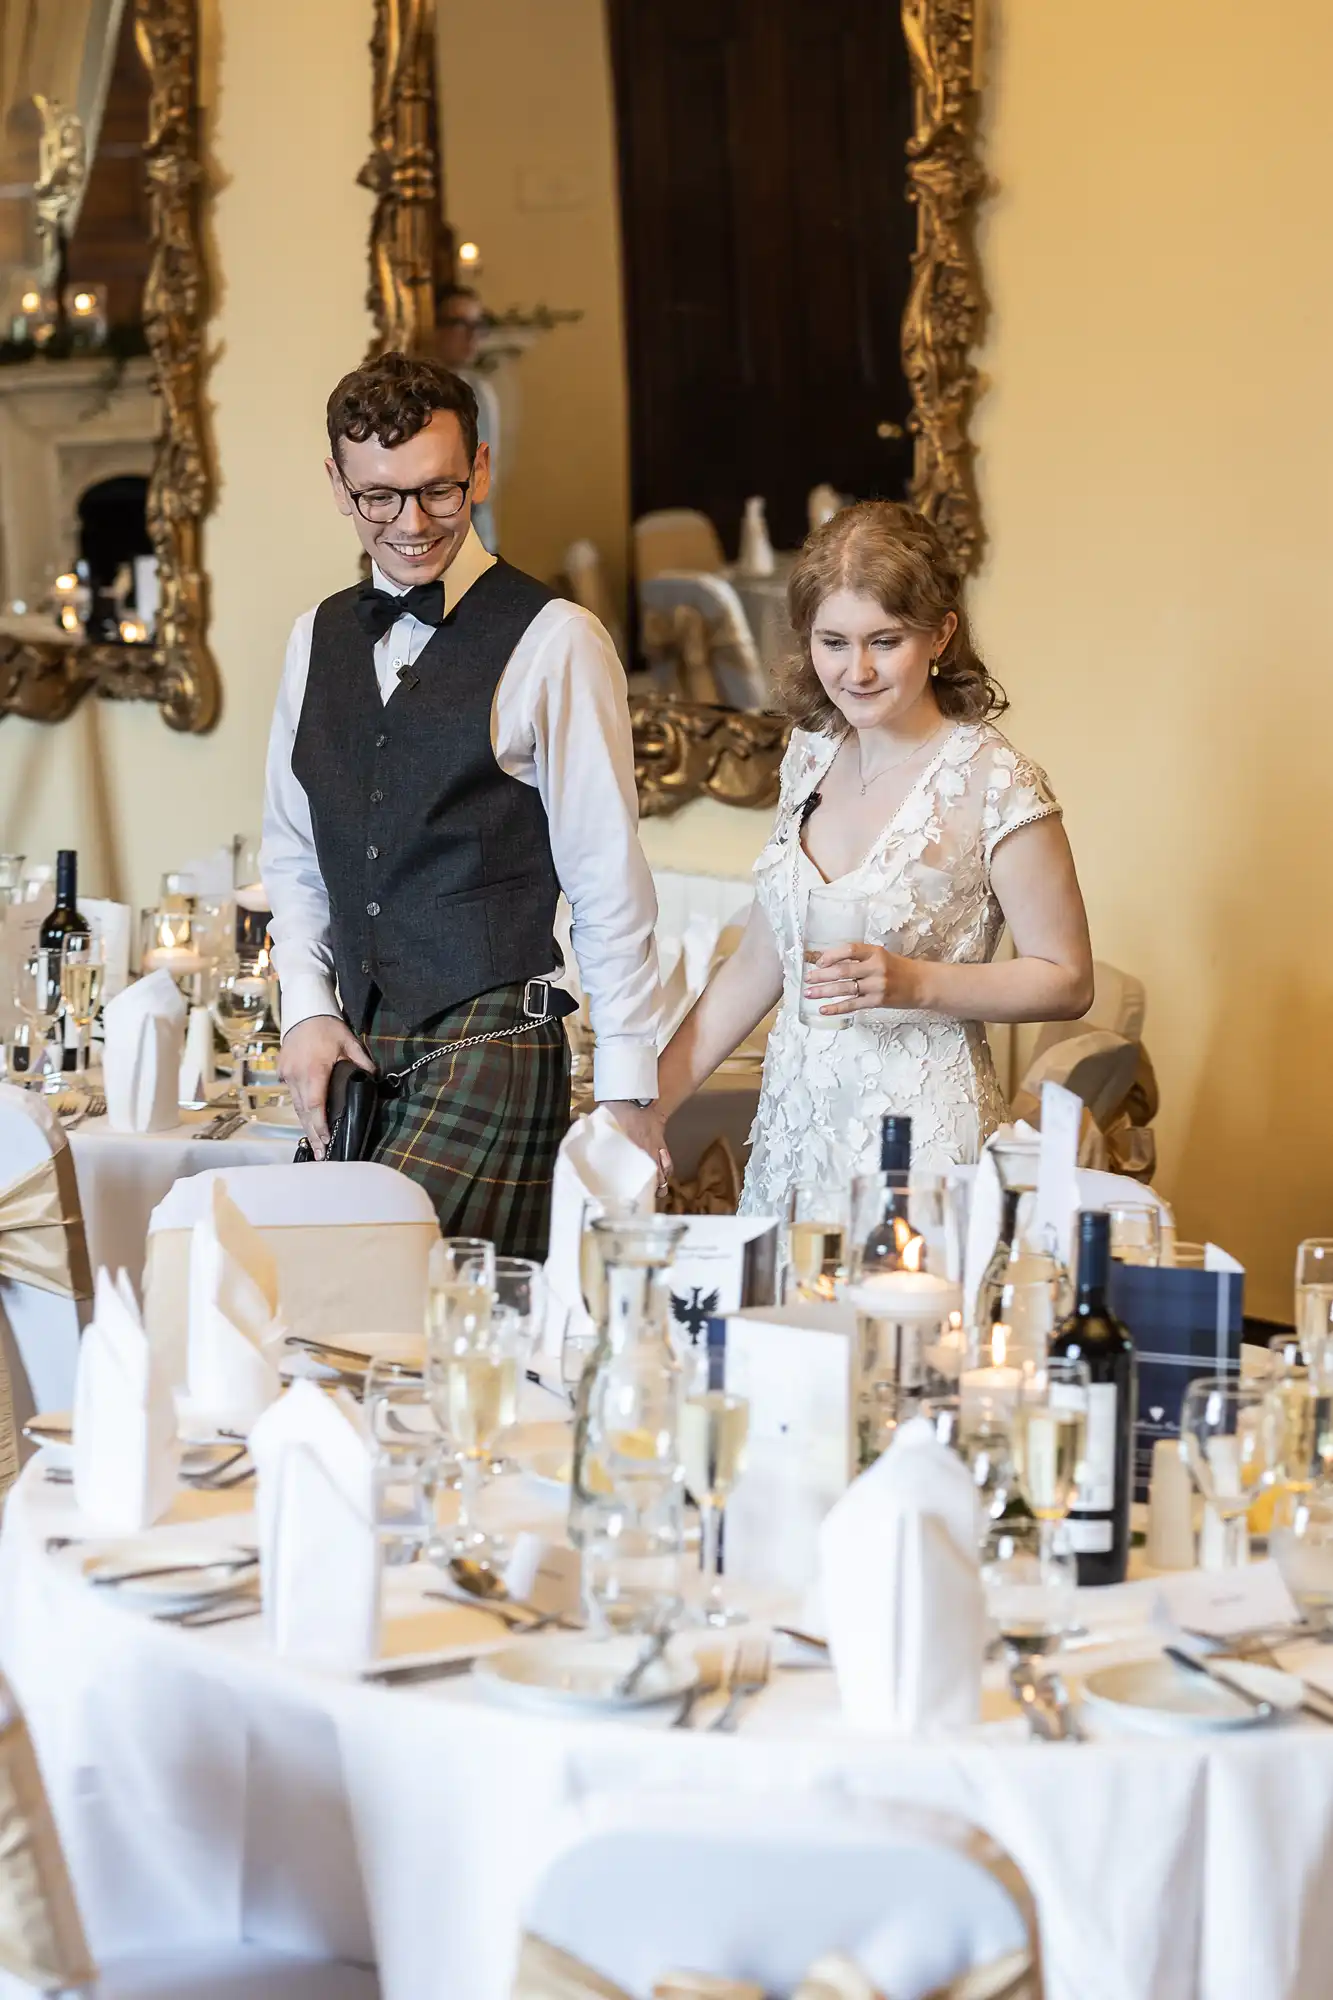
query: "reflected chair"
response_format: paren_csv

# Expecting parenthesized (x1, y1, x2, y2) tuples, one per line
(639, 573, 771, 710)
(515, 1790, 1041, 1999)
(561, 539, 627, 663)
(0, 1671, 378, 2000)
(142, 1162, 439, 1390)
(632, 508, 725, 582)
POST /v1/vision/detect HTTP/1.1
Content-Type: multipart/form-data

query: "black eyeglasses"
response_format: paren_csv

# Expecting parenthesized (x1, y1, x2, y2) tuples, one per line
(342, 477, 472, 525)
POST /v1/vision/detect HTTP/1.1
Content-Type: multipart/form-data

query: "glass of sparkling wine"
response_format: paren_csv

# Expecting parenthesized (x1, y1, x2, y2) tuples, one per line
(681, 1357, 751, 1626)
(59, 933, 105, 1074)
(1296, 1241, 1333, 1368)
(438, 1296, 517, 1562)
(208, 955, 272, 1089)
(784, 1182, 850, 1302)
(1012, 1356, 1090, 1573)
(799, 886, 866, 1032)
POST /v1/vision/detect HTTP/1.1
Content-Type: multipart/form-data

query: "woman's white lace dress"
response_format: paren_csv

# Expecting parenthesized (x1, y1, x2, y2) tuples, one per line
(739, 721, 1061, 1214)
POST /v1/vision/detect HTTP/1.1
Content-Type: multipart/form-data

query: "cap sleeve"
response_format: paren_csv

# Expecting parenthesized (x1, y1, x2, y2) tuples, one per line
(980, 740, 1062, 874)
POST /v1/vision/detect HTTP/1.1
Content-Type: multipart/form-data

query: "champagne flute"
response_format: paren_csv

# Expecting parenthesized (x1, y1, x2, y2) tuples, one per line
(208, 954, 272, 1090)
(1296, 1241, 1333, 1368)
(784, 1183, 849, 1302)
(12, 946, 63, 1086)
(439, 1301, 518, 1562)
(681, 1355, 751, 1626)
(487, 1256, 545, 1469)
(59, 933, 105, 1075)
(1011, 1357, 1090, 1574)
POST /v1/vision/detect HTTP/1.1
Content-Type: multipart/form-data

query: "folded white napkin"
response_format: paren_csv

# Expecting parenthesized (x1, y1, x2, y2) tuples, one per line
(819, 1415, 984, 1734)
(185, 1180, 283, 1433)
(249, 1379, 380, 1669)
(542, 1107, 659, 1355)
(102, 969, 187, 1133)
(178, 1004, 215, 1103)
(73, 1268, 179, 1532)
(656, 910, 723, 1046)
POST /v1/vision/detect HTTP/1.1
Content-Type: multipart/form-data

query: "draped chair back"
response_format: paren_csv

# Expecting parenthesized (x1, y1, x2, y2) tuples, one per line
(562, 541, 626, 664)
(638, 574, 771, 711)
(516, 1792, 1042, 2000)
(142, 1163, 440, 1391)
(0, 1673, 95, 1993)
(0, 1086, 93, 1459)
(633, 510, 725, 583)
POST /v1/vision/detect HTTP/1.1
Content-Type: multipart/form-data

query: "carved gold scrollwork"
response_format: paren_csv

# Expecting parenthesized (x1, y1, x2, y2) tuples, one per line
(630, 698, 790, 819)
(361, 0, 442, 357)
(0, 0, 218, 732)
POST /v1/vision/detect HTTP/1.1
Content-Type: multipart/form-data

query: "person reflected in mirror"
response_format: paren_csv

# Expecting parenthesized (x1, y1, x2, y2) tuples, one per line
(428, 282, 500, 552)
(261, 352, 664, 1254)
(654, 501, 1094, 1215)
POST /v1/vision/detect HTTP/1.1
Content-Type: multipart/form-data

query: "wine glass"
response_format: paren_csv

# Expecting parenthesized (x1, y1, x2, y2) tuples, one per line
(1179, 1376, 1273, 1569)
(433, 1297, 518, 1563)
(784, 1183, 849, 1302)
(59, 933, 105, 1075)
(681, 1352, 751, 1626)
(487, 1256, 545, 1470)
(1106, 1202, 1162, 1267)
(11, 946, 64, 1086)
(426, 1238, 495, 1469)
(365, 1364, 441, 1567)
(1010, 1356, 1090, 1572)
(982, 1521, 1079, 1669)
(1296, 1241, 1333, 1367)
(207, 955, 272, 1089)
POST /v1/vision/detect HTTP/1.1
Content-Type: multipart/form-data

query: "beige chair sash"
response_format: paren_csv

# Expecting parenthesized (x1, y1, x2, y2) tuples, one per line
(0, 1149, 93, 1301)
(0, 1677, 95, 1991)
(512, 1936, 1039, 2000)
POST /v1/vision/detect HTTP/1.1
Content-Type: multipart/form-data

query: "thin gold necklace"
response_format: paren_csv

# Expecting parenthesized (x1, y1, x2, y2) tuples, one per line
(855, 719, 947, 797)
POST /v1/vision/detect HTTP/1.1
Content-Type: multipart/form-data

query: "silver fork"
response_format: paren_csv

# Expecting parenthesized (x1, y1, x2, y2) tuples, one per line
(708, 1638, 772, 1733)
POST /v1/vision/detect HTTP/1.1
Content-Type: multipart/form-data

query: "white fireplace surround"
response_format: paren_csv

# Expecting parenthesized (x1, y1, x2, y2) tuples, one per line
(0, 353, 157, 612)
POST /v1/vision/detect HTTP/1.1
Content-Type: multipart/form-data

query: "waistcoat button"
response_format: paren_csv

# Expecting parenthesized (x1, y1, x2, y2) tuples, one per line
(366, 900, 381, 917)
(369, 788, 383, 805)
(360, 959, 372, 975)
(366, 844, 379, 861)
(375, 733, 388, 749)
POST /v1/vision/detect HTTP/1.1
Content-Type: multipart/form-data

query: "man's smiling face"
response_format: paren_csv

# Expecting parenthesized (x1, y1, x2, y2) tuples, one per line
(326, 408, 491, 587)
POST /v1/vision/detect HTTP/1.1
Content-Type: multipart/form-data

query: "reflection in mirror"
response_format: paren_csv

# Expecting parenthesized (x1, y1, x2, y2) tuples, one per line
(0, 0, 215, 731)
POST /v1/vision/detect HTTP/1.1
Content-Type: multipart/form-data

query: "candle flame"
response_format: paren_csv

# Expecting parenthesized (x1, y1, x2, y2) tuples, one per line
(991, 1323, 1008, 1368)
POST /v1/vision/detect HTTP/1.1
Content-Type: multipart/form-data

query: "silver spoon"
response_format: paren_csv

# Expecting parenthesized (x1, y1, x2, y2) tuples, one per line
(435, 1557, 580, 1631)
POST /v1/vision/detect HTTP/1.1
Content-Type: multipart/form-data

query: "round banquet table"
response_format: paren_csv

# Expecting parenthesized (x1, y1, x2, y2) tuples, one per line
(68, 1111, 294, 1281)
(3, 1423, 1332, 2000)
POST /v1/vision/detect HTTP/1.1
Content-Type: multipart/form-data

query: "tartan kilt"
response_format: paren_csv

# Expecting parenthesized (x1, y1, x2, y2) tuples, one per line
(361, 983, 571, 1260)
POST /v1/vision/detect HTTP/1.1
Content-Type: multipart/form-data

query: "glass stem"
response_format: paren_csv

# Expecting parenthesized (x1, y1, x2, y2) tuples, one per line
(701, 1496, 723, 1602)
(457, 1455, 481, 1535)
(1224, 1511, 1250, 1569)
(1037, 1517, 1058, 1566)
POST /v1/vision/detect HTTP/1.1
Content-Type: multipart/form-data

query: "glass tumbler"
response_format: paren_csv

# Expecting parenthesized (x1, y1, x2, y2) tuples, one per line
(799, 886, 866, 1031)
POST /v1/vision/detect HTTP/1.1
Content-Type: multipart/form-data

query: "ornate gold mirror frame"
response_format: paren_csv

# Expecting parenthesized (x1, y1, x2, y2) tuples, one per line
(0, 0, 216, 732)
(368, 0, 986, 816)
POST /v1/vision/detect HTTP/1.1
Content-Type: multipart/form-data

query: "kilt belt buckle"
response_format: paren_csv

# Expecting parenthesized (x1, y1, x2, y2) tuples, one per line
(523, 977, 551, 1020)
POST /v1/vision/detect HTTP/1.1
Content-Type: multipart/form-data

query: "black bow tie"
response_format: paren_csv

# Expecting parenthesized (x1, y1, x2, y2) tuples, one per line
(353, 577, 446, 644)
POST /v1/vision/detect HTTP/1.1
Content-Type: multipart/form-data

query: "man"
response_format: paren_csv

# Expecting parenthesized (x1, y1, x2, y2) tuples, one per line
(261, 350, 663, 1257)
(429, 283, 499, 551)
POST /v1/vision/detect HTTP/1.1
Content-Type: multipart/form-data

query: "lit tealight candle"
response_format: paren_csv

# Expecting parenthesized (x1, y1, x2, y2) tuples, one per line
(847, 1270, 960, 1321)
(142, 946, 205, 975)
(959, 1322, 1022, 1414)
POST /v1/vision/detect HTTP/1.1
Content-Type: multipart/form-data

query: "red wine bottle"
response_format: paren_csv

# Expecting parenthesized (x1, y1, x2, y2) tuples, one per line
(1049, 1209, 1137, 1585)
(39, 850, 89, 1073)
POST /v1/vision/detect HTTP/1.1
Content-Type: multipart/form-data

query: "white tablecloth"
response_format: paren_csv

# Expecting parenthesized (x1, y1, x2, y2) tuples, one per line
(69, 1114, 293, 1283)
(3, 1426, 1332, 2000)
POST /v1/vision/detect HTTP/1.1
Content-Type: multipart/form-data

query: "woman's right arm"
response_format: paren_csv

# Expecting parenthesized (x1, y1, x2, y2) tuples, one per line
(656, 900, 785, 1118)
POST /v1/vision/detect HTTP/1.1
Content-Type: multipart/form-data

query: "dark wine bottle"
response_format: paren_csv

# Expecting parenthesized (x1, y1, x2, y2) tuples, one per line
(858, 1115, 916, 1276)
(39, 850, 89, 1073)
(1049, 1209, 1137, 1585)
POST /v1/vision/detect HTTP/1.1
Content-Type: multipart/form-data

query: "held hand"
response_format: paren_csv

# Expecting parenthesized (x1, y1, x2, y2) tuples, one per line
(804, 941, 922, 1019)
(278, 1014, 376, 1158)
(601, 1100, 673, 1192)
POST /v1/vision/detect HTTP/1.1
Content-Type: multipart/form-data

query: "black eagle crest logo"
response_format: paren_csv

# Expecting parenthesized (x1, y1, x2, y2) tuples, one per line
(669, 1285, 721, 1347)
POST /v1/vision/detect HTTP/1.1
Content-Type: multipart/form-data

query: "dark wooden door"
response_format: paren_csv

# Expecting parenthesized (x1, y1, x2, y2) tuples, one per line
(608, 0, 915, 557)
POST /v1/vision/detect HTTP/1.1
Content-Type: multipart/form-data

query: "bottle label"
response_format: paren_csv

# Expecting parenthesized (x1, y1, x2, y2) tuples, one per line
(1066, 1517, 1113, 1554)
(1056, 1381, 1117, 1512)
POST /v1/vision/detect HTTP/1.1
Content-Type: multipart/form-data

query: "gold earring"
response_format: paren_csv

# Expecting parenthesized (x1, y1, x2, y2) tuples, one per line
(929, 656, 940, 677)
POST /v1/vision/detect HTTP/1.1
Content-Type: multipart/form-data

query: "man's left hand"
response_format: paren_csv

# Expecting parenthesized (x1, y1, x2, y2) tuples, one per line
(601, 1100, 672, 1190)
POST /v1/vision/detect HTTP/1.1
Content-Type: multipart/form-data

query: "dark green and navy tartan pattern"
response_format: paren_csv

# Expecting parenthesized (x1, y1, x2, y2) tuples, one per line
(361, 982, 571, 1260)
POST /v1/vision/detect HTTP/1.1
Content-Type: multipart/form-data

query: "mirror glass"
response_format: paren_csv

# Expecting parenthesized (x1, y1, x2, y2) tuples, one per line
(0, 4, 158, 658)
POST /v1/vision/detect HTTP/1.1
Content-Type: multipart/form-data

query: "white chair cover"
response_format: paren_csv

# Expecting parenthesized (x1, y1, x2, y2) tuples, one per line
(639, 573, 771, 710)
(632, 509, 725, 582)
(562, 540, 626, 663)
(0, 1084, 92, 1427)
(1030, 962, 1146, 1063)
(142, 1163, 439, 1387)
(520, 1791, 1041, 2000)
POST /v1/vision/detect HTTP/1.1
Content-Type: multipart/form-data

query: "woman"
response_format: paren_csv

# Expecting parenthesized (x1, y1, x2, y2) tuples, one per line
(654, 502, 1093, 1211)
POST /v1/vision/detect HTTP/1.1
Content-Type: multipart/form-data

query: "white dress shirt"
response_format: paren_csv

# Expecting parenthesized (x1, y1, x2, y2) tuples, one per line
(260, 527, 660, 1102)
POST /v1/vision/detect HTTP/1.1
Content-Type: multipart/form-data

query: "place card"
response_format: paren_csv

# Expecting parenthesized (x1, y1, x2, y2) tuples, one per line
(502, 1534, 582, 1619)
(664, 1216, 779, 1359)
(1155, 1557, 1299, 1640)
(1035, 1079, 1081, 1268)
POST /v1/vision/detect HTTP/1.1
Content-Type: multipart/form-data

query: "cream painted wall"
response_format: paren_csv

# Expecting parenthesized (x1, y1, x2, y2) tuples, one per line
(435, 0, 630, 602)
(0, 0, 373, 914)
(970, 0, 1333, 1316)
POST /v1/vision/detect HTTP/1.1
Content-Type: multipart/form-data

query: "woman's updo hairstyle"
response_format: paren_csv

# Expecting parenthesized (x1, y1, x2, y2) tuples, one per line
(777, 500, 1006, 733)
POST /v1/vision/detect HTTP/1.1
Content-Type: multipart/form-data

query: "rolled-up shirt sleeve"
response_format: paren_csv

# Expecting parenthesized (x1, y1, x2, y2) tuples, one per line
(259, 612, 342, 1037)
(513, 604, 661, 1102)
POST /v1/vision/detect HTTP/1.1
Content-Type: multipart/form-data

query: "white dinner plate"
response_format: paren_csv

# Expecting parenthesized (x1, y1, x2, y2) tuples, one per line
(80, 1539, 259, 1616)
(23, 1411, 73, 1473)
(519, 1446, 572, 1492)
(474, 1636, 696, 1716)
(1080, 1655, 1301, 1734)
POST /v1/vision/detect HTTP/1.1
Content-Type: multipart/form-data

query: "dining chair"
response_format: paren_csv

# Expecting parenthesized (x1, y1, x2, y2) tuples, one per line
(141, 1162, 439, 1389)
(638, 573, 771, 710)
(0, 1083, 94, 1437)
(517, 1790, 1042, 1999)
(632, 508, 725, 582)
(0, 1671, 378, 2000)
(562, 539, 627, 663)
